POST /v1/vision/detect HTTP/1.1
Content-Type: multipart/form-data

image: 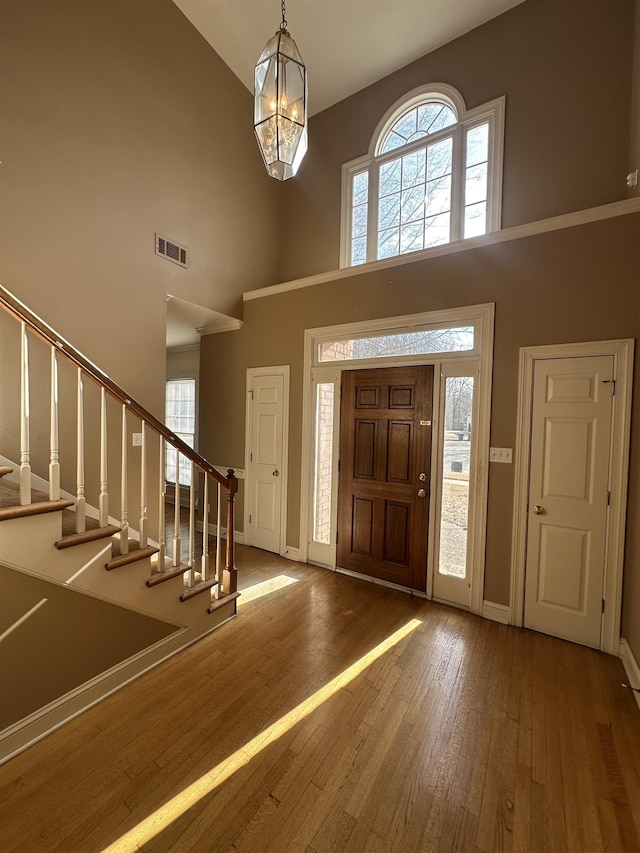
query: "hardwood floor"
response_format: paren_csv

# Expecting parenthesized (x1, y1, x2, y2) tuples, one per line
(0, 547, 639, 852)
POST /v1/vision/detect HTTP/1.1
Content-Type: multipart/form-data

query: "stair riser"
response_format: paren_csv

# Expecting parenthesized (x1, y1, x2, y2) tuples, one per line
(0, 511, 226, 630)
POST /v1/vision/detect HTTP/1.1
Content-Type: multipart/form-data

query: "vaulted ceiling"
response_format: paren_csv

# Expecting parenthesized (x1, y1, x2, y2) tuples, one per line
(173, 0, 526, 117)
(167, 0, 526, 346)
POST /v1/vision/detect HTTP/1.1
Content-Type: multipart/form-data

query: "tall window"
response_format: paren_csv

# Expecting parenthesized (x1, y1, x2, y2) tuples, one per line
(165, 378, 196, 486)
(342, 85, 505, 267)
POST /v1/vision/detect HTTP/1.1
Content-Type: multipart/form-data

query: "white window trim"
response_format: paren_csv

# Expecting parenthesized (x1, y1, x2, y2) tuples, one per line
(300, 302, 494, 617)
(339, 86, 505, 269)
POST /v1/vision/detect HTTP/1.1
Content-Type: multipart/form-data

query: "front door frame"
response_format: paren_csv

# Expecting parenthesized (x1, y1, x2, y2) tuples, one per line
(300, 302, 495, 616)
(510, 339, 634, 654)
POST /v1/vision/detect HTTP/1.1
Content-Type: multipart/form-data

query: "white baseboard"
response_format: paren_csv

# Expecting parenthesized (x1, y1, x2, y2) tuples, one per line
(619, 638, 640, 712)
(196, 520, 245, 546)
(282, 546, 301, 562)
(0, 603, 238, 766)
(482, 600, 511, 625)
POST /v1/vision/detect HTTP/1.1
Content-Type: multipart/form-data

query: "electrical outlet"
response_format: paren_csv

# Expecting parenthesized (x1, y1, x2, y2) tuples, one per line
(489, 446, 512, 463)
(132, 432, 143, 447)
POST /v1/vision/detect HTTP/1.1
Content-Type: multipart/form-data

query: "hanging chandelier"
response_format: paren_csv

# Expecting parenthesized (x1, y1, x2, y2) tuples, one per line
(254, 0, 308, 180)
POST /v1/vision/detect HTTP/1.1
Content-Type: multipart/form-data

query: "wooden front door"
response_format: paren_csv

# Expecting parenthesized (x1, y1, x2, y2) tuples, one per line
(337, 366, 433, 591)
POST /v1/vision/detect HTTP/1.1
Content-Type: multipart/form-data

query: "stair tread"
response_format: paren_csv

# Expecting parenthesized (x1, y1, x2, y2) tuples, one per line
(0, 499, 75, 521)
(106, 545, 160, 571)
(0, 466, 13, 478)
(179, 578, 218, 602)
(56, 525, 121, 549)
(146, 565, 188, 587)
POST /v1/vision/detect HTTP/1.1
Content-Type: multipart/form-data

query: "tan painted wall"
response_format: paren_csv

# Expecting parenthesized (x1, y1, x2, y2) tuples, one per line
(278, 0, 635, 282)
(200, 213, 640, 658)
(166, 347, 200, 383)
(0, 0, 280, 421)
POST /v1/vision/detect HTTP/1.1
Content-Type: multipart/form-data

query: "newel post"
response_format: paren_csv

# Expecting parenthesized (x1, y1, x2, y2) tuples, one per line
(223, 469, 238, 594)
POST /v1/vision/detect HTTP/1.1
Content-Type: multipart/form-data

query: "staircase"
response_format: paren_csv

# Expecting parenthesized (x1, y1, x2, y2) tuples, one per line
(0, 285, 240, 763)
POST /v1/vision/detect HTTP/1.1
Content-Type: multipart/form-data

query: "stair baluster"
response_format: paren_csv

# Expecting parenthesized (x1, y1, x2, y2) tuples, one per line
(172, 449, 181, 567)
(49, 347, 60, 501)
(214, 481, 222, 599)
(99, 387, 108, 527)
(75, 368, 86, 533)
(19, 322, 31, 506)
(186, 462, 196, 589)
(156, 437, 166, 574)
(139, 420, 148, 547)
(120, 403, 129, 554)
(201, 473, 210, 581)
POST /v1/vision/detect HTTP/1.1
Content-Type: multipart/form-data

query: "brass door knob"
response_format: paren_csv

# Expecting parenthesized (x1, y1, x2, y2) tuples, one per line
(417, 488, 426, 498)
(532, 505, 545, 515)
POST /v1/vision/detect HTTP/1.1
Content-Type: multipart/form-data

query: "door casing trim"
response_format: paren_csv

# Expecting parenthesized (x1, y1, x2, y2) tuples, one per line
(300, 302, 494, 616)
(244, 365, 290, 556)
(510, 339, 634, 654)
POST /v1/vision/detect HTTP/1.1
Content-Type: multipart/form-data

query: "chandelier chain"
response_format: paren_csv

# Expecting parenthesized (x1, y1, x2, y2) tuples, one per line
(280, 0, 288, 31)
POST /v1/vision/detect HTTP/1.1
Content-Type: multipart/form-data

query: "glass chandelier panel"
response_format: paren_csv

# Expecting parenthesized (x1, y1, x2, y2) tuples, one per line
(254, 3, 308, 181)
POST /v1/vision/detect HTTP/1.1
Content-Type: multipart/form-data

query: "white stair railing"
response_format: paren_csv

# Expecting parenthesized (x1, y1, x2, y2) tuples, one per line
(2, 283, 238, 601)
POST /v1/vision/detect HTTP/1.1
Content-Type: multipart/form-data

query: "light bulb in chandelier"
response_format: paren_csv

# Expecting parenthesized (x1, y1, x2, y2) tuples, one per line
(254, 0, 308, 181)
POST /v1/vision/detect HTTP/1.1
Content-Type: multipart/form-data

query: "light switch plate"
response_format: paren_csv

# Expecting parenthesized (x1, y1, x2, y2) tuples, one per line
(489, 446, 512, 463)
(132, 432, 143, 447)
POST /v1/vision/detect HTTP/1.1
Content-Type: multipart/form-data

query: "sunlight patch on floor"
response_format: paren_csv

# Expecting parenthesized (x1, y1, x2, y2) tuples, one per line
(102, 617, 422, 852)
(237, 574, 299, 606)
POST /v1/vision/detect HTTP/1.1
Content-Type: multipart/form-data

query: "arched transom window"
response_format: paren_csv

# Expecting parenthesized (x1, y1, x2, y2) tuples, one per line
(342, 85, 505, 267)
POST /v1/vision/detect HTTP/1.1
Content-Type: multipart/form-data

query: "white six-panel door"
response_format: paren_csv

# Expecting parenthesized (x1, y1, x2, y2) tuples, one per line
(524, 355, 614, 648)
(246, 369, 288, 554)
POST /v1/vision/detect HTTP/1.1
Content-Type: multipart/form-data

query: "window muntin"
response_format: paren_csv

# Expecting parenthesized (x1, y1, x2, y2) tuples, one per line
(165, 378, 196, 486)
(379, 102, 457, 154)
(343, 88, 503, 268)
(317, 324, 474, 363)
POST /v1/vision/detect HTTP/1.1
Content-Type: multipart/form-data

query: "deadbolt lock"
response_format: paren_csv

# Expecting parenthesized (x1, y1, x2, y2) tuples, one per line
(419, 472, 426, 481)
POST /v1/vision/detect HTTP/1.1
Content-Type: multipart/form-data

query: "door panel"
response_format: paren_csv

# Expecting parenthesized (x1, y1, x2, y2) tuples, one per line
(248, 373, 285, 554)
(524, 356, 613, 648)
(337, 366, 433, 591)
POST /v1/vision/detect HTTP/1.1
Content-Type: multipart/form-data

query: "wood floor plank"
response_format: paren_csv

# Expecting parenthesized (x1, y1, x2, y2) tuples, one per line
(1, 548, 640, 853)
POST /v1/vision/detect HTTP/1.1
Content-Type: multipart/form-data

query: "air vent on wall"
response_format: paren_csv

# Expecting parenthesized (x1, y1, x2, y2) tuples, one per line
(155, 233, 189, 268)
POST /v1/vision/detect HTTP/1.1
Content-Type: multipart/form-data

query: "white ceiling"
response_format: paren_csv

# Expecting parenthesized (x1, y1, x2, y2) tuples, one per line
(166, 295, 241, 349)
(173, 0, 525, 117)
